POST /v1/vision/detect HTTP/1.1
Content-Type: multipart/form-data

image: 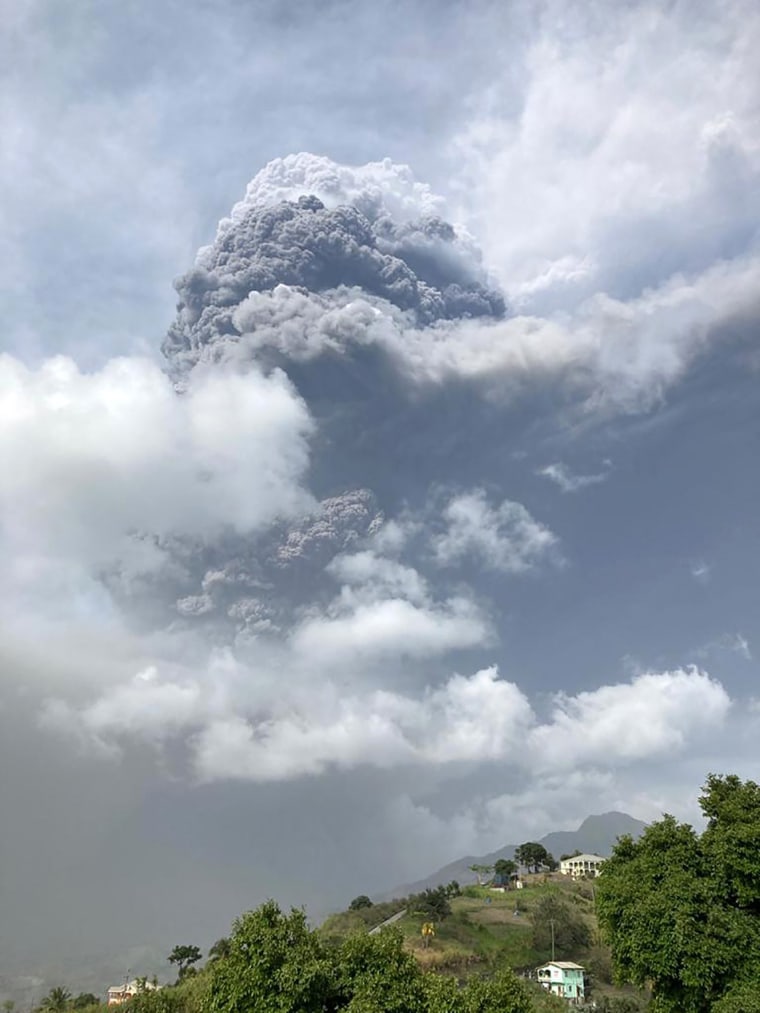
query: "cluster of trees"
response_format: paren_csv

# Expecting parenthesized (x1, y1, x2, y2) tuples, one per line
(515, 844, 557, 873)
(348, 881, 461, 926)
(203, 900, 553, 1013)
(408, 882, 461, 922)
(597, 774, 760, 1013)
(36, 775, 760, 1013)
(28, 991, 101, 1013)
(469, 843, 557, 886)
(529, 894, 591, 960)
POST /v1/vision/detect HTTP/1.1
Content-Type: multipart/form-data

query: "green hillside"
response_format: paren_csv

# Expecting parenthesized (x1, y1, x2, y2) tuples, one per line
(321, 875, 648, 1010)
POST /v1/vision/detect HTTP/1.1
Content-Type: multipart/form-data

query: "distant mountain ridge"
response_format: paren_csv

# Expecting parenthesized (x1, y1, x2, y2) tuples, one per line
(385, 811, 647, 898)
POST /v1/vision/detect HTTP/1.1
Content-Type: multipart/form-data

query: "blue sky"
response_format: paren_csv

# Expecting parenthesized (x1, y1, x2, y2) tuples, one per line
(1, 0, 759, 976)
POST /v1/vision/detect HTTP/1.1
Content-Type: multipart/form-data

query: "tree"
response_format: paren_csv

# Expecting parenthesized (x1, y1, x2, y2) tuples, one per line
(3, 1001, 16, 1013)
(596, 774, 760, 1013)
(699, 772, 760, 913)
(208, 901, 338, 1013)
(460, 970, 535, 1013)
(207, 899, 538, 1013)
(348, 895, 373, 911)
(413, 885, 452, 922)
(337, 929, 428, 1012)
(712, 984, 760, 1013)
(167, 945, 203, 980)
(208, 937, 232, 962)
(530, 895, 591, 959)
(469, 863, 493, 885)
(493, 858, 517, 884)
(41, 989, 72, 1013)
(444, 880, 461, 898)
(72, 996, 99, 1010)
(125, 988, 181, 1013)
(515, 842, 552, 872)
(421, 973, 464, 1013)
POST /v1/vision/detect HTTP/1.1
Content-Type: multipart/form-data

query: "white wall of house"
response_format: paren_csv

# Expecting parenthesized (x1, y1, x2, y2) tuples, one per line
(559, 853, 605, 879)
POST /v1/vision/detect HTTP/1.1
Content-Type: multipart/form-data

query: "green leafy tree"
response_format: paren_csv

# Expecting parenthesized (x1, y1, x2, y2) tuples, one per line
(530, 894, 591, 959)
(41, 988, 72, 1013)
(207, 937, 232, 962)
(712, 984, 760, 1012)
(597, 775, 760, 1013)
(413, 885, 452, 922)
(700, 773, 760, 912)
(125, 988, 180, 1013)
(337, 929, 427, 1013)
(594, 999, 646, 1013)
(468, 863, 493, 885)
(493, 858, 517, 884)
(460, 970, 535, 1013)
(424, 965, 538, 1013)
(445, 880, 461, 898)
(348, 895, 373, 911)
(208, 901, 338, 1013)
(421, 974, 465, 1013)
(3, 1001, 16, 1013)
(168, 945, 202, 980)
(72, 996, 99, 1010)
(515, 842, 552, 872)
(206, 898, 541, 1013)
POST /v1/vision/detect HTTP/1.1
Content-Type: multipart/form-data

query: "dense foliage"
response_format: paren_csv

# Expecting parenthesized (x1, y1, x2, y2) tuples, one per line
(167, 947, 203, 981)
(494, 859, 517, 882)
(206, 900, 541, 1013)
(597, 774, 760, 1013)
(515, 844, 556, 873)
(530, 894, 591, 959)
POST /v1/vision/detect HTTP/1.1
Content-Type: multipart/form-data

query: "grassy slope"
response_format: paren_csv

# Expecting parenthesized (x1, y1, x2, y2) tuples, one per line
(321, 875, 647, 1005)
(322, 876, 592, 972)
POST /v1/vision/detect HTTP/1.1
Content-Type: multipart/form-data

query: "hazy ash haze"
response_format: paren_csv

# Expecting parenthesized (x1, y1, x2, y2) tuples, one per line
(1, 0, 759, 986)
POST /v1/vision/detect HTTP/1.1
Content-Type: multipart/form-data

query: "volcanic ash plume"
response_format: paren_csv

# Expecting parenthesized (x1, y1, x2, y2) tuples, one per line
(163, 154, 505, 370)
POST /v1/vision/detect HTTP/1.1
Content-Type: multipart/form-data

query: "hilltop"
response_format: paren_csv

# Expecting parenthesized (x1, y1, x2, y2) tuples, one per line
(386, 812, 647, 898)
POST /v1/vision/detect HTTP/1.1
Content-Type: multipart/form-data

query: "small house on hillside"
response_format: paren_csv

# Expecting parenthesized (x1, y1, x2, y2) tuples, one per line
(535, 962, 585, 1004)
(107, 980, 160, 1005)
(559, 853, 605, 879)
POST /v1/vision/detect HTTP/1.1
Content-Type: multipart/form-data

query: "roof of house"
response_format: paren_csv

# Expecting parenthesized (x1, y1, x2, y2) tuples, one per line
(538, 961, 585, 970)
(559, 853, 605, 862)
(107, 980, 159, 993)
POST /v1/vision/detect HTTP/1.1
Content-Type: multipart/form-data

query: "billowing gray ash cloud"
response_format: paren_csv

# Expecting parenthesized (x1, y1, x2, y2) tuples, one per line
(164, 186, 504, 367)
(141, 156, 510, 640)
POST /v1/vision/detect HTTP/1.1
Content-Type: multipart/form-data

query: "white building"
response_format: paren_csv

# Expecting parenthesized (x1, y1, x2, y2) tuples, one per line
(107, 980, 160, 1006)
(559, 853, 605, 879)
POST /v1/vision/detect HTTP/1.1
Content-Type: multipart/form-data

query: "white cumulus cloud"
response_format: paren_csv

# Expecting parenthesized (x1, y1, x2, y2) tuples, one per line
(432, 488, 558, 573)
(0, 354, 314, 580)
(529, 667, 731, 769)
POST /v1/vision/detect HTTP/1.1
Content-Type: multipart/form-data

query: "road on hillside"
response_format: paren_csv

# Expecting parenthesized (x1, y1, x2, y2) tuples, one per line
(368, 909, 407, 935)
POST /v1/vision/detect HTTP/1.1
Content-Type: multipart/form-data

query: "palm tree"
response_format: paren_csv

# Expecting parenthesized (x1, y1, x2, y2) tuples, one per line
(207, 937, 231, 962)
(41, 987, 72, 1013)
